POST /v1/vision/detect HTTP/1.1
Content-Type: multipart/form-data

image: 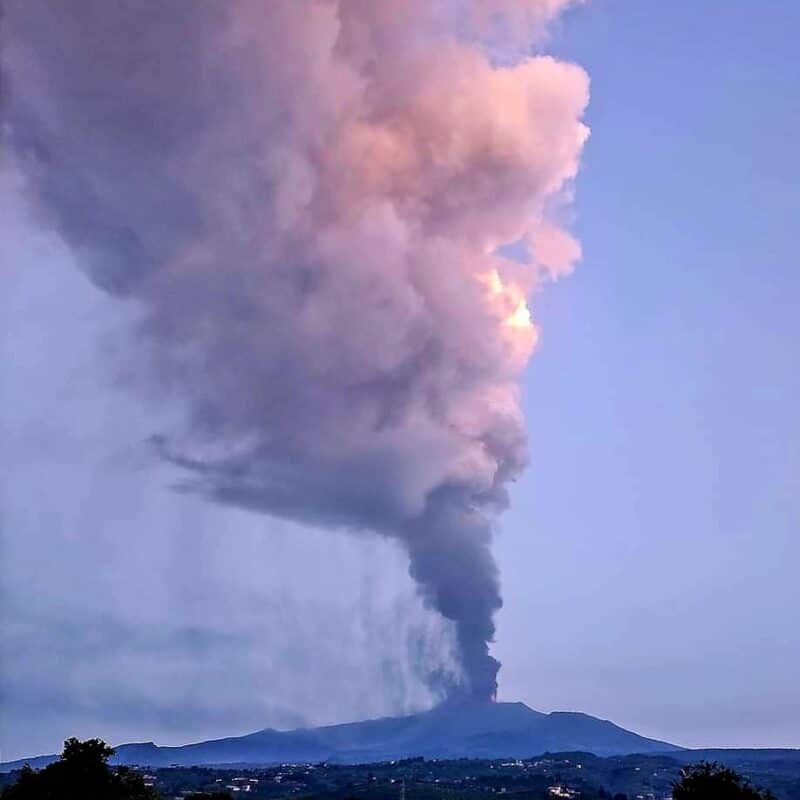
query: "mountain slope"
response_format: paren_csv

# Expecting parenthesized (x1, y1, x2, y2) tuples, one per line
(0, 702, 683, 771)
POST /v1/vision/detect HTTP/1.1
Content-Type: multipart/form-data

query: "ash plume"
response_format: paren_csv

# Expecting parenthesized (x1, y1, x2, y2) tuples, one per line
(2, 0, 589, 700)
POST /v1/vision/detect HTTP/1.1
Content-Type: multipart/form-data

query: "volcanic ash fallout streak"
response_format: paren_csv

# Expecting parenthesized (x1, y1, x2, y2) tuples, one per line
(3, 0, 589, 700)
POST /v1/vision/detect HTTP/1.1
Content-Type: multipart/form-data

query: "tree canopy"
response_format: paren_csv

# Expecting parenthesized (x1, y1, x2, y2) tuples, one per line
(1, 737, 158, 800)
(673, 762, 776, 800)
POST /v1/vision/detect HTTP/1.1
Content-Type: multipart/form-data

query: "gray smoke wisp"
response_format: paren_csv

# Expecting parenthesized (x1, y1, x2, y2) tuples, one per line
(2, 0, 589, 700)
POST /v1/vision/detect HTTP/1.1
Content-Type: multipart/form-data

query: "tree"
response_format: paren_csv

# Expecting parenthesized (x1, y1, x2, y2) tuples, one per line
(673, 762, 775, 800)
(1, 737, 158, 800)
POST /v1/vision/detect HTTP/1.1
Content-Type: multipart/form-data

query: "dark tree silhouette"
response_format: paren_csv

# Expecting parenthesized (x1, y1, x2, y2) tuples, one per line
(673, 762, 776, 800)
(1, 737, 158, 800)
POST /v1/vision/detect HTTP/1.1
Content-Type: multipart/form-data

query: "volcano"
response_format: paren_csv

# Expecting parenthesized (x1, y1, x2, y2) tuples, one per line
(1, 702, 682, 771)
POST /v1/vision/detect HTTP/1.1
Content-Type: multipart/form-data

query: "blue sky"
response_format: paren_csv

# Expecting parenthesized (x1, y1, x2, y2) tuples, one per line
(1, 1, 798, 760)
(497, 0, 800, 746)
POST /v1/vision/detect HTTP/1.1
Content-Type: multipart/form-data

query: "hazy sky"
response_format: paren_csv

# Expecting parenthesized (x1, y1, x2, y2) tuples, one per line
(2, 1, 799, 760)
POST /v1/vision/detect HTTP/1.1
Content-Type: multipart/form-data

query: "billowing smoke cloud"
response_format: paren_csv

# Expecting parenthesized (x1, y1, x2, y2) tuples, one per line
(2, 0, 589, 701)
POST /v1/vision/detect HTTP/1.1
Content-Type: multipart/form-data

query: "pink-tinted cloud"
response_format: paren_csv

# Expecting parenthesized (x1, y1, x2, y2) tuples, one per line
(3, 0, 589, 700)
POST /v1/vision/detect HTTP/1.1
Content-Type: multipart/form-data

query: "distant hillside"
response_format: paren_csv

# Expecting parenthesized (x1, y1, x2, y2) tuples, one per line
(0, 701, 682, 770)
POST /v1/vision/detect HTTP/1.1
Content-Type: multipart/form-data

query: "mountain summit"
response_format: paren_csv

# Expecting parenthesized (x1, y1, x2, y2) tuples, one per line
(1, 702, 682, 771)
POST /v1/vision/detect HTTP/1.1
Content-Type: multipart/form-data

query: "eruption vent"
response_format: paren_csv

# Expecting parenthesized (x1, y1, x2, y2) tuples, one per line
(2, 0, 589, 700)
